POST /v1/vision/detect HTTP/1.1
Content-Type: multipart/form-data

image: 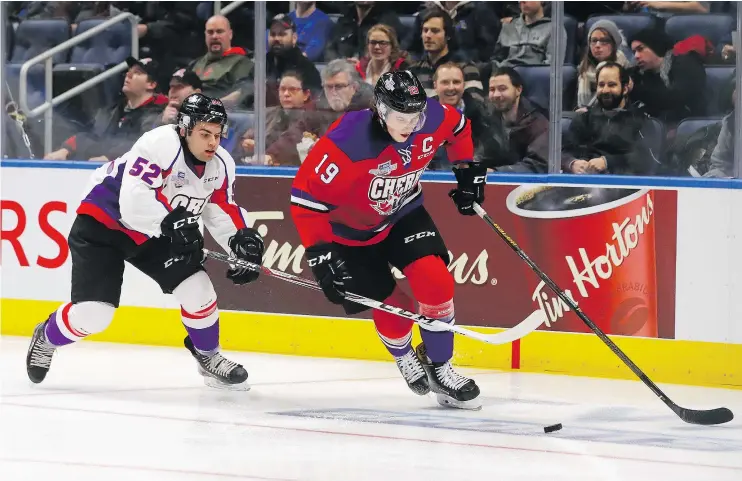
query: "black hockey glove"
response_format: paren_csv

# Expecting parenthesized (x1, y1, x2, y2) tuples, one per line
(305, 243, 353, 305)
(448, 163, 487, 216)
(226, 228, 265, 285)
(160, 206, 204, 266)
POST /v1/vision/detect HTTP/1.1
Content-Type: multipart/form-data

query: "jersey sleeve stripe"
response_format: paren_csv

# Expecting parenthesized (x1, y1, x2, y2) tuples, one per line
(154, 186, 172, 211)
(290, 187, 336, 210)
(218, 203, 247, 229)
(453, 114, 466, 136)
(165, 145, 182, 172)
(211, 176, 248, 229)
(291, 195, 331, 213)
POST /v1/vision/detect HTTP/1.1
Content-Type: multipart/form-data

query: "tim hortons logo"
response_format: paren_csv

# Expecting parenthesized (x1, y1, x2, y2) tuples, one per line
(248, 211, 489, 285)
(532, 193, 655, 327)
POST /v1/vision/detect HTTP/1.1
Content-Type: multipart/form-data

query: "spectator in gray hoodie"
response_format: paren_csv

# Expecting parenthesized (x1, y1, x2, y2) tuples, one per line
(491, 1, 566, 68)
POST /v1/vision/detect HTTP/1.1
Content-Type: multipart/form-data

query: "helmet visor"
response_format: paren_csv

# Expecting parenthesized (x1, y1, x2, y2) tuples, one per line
(378, 101, 427, 132)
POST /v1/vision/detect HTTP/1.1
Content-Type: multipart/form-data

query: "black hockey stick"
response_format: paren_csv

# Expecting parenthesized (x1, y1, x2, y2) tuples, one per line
(203, 249, 547, 346)
(471, 203, 734, 426)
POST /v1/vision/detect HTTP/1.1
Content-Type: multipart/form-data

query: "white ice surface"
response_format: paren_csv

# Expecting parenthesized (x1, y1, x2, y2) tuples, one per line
(1, 336, 741, 481)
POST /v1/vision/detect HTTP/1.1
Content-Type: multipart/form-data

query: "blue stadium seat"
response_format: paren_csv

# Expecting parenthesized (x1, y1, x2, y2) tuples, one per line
(644, 117, 666, 164)
(223, 111, 255, 156)
(399, 15, 416, 33)
(5, 63, 46, 110)
(197, 2, 213, 21)
(514, 65, 577, 111)
(584, 14, 656, 48)
(675, 117, 724, 139)
(6, 20, 14, 62)
(704, 66, 735, 115)
(561, 115, 573, 136)
(564, 15, 578, 64)
(68, 19, 133, 65)
(665, 14, 734, 46)
(10, 19, 70, 64)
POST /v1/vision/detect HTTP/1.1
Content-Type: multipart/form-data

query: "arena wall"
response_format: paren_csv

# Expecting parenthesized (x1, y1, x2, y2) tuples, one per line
(2, 160, 741, 389)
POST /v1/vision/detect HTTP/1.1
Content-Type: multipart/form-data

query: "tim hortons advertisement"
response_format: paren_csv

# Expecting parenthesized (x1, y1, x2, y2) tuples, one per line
(211, 178, 678, 339)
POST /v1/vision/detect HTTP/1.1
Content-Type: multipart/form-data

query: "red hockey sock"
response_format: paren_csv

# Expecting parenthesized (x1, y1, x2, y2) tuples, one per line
(373, 286, 415, 357)
(403, 255, 455, 363)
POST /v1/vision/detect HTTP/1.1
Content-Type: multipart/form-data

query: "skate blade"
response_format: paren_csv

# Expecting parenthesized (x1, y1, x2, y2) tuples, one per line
(203, 376, 251, 391)
(435, 393, 482, 410)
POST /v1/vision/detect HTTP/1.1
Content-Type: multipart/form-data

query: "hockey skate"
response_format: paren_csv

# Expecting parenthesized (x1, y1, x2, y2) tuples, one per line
(415, 343, 482, 410)
(184, 336, 250, 391)
(26, 321, 57, 384)
(394, 349, 430, 395)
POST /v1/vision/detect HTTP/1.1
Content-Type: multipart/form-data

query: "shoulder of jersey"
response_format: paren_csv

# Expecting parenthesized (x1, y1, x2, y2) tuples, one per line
(324, 109, 388, 162)
(415, 98, 449, 135)
(138, 124, 180, 150)
(214, 144, 235, 166)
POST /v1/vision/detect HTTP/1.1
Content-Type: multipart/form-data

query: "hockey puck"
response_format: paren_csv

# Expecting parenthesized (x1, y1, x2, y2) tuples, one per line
(543, 423, 562, 433)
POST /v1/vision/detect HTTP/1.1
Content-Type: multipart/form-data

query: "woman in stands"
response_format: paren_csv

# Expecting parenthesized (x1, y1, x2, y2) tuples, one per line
(355, 24, 412, 86)
(577, 19, 630, 110)
(236, 70, 317, 166)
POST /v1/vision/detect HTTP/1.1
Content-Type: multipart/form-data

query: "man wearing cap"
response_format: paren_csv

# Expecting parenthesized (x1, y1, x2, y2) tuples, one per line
(188, 15, 254, 108)
(161, 68, 203, 125)
(628, 27, 706, 126)
(266, 14, 322, 106)
(44, 57, 168, 161)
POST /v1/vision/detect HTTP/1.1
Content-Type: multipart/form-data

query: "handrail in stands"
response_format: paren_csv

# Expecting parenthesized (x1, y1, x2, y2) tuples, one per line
(18, 12, 139, 155)
(214, 1, 249, 16)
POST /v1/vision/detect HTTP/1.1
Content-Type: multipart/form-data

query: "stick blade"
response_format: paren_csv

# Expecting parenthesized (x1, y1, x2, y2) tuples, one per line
(677, 406, 734, 425)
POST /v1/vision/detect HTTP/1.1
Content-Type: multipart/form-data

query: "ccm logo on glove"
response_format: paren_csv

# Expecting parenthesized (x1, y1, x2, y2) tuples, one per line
(172, 216, 199, 229)
(307, 252, 332, 267)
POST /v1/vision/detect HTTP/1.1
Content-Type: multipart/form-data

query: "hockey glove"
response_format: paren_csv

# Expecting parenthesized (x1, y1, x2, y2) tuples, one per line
(227, 228, 265, 285)
(305, 243, 352, 305)
(448, 163, 487, 216)
(160, 206, 204, 266)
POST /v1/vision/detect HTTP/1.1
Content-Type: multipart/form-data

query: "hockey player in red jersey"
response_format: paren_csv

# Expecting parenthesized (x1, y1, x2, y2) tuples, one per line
(25, 93, 264, 390)
(291, 71, 487, 409)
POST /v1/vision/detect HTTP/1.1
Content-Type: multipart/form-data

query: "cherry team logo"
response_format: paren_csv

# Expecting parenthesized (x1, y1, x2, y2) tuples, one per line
(367, 168, 424, 216)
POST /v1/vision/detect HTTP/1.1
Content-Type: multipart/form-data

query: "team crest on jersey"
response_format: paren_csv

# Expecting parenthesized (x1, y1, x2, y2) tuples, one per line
(174, 171, 187, 188)
(368, 160, 398, 176)
(368, 168, 424, 216)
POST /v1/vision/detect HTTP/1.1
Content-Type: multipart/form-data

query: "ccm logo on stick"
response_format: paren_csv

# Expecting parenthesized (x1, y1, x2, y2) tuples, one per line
(404, 231, 436, 243)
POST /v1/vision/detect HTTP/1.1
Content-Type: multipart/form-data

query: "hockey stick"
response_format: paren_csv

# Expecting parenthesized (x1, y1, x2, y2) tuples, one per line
(471, 203, 734, 426)
(203, 249, 547, 347)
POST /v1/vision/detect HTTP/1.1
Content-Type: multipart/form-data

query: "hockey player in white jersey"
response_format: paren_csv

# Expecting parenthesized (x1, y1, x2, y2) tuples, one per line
(26, 93, 264, 390)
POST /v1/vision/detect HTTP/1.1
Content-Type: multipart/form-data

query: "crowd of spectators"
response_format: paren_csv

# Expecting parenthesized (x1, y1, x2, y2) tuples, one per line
(3, 1, 740, 177)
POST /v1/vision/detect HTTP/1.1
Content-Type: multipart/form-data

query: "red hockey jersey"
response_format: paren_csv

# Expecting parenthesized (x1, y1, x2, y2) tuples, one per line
(290, 99, 473, 247)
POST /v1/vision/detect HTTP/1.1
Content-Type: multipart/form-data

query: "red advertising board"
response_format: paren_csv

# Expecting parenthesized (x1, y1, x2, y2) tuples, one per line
(209, 178, 677, 339)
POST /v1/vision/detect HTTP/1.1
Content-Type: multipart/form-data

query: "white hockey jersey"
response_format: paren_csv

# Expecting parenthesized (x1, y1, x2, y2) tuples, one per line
(77, 124, 247, 253)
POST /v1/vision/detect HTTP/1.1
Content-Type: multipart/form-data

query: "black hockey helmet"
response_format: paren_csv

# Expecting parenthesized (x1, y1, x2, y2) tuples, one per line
(177, 93, 228, 137)
(374, 70, 428, 131)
